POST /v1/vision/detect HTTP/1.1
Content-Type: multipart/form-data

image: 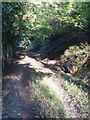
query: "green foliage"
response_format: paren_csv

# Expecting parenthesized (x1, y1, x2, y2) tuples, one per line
(32, 79, 67, 118)
(60, 43, 90, 68)
(2, 2, 24, 60)
(2, 2, 89, 62)
(62, 75, 89, 117)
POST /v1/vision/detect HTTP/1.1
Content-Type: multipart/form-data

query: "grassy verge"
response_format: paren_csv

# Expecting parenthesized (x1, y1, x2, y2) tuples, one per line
(31, 79, 67, 118)
(59, 43, 90, 117)
(61, 73, 89, 117)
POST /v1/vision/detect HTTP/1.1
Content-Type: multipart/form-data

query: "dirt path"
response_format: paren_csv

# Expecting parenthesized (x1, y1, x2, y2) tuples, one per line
(2, 49, 39, 118)
(2, 48, 85, 118)
(42, 76, 82, 118)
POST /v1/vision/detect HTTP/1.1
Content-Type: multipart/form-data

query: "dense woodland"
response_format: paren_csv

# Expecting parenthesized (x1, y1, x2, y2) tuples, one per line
(2, 2, 90, 62)
(2, 2, 90, 119)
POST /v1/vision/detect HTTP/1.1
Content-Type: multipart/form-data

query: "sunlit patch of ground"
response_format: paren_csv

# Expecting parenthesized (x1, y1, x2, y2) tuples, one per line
(31, 79, 67, 118)
(18, 56, 54, 74)
(18, 51, 89, 118)
(31, 72, 89, 118)
(60, 73, 89, 118)
(2, 48, 89, 119)
(39, 76, 82, 117)
(62, 80, 89, 117)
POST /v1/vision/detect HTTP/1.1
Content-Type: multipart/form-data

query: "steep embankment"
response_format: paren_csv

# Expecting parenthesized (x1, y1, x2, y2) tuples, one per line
(40, 29, 89, 60)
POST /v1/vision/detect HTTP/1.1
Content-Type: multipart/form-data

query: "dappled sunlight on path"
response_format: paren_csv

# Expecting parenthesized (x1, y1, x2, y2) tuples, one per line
(42, 76, 81, 118)
(2, 49, 89, 118)
(18, 55, 55, 75)
(2, 54, 40, 118)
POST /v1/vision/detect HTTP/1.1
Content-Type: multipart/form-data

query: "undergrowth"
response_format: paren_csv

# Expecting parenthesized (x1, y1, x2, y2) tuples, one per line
(59, 43, 90, 118)
(31, 80, 67, 118)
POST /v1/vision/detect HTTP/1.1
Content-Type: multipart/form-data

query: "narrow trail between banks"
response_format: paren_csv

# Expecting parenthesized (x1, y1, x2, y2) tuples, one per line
(2, 48, 87, 118)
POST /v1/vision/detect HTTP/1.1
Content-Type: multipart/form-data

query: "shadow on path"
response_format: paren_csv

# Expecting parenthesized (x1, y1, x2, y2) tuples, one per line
(2, 48, 43, 119)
